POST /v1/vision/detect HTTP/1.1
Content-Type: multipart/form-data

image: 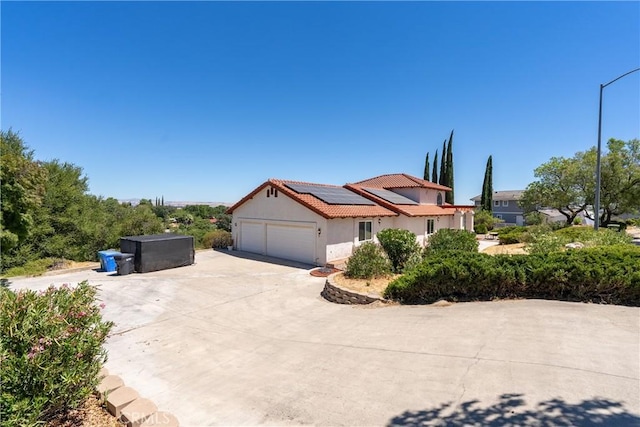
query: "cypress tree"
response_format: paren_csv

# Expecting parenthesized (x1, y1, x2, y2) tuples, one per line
(432, 150, 438, 183)
(423, 152, 430, 181)
(445, 130, 454, 204)
(439, 139, 447, 185)
(481, 156, 493, 211)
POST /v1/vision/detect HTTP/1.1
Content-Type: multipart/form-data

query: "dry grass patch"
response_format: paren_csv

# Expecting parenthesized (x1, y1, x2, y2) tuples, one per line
(482, 243, 528, 255)
(333, 272, 399, 296)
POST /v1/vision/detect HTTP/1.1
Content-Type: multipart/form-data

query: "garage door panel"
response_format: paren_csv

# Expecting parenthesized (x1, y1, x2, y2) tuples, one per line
(240, 222, 264, 255)
(267, 224, 315, 264)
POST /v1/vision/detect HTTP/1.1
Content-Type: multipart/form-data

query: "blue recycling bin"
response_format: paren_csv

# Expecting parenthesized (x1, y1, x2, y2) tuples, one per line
(97, 250, 120, 272)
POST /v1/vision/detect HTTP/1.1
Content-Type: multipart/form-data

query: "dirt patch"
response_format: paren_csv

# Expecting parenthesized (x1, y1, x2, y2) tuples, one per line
(46, 395, 123, 427)
(333, 272, 399, 296)
(310, 267, 341, 277)
(481, 243, 528, 255)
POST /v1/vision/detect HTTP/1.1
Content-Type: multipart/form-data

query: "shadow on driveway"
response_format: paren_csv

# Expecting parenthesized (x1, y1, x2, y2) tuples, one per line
(212, 248, 316, 270)
(387, 393, 640, 426)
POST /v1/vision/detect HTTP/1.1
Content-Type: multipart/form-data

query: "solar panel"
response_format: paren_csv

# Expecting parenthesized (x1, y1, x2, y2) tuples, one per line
(285, 183, 376, 205)
(363, 187, 419, 205)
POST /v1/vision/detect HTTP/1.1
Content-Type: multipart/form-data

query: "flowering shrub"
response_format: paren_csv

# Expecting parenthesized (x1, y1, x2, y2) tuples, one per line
(0, 281, 114, 425)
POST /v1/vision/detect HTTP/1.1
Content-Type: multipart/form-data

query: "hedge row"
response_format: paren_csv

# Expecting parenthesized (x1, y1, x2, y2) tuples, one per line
(383, 246, 640, 306)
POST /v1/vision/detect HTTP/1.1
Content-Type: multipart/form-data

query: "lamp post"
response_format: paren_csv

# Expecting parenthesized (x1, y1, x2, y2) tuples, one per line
(594, 67, 640, 231)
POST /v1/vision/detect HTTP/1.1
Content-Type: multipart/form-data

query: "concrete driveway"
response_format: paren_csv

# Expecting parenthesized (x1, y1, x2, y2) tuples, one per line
(9, 250, 640, 426)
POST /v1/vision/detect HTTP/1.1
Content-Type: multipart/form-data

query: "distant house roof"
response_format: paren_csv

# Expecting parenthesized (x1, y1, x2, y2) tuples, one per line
(470, 190, 525, 202)
(352, 173, 451, 191)
(226, 179, 398, 219)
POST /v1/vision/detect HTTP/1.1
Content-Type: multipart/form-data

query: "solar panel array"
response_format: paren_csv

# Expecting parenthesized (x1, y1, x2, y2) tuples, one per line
(285, 183, 376, 205)
(363, 187, 419, 205)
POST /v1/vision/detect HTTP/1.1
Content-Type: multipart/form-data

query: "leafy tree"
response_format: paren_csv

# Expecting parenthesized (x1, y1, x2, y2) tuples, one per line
(0, 130, 47, 256)
(184, 204, 216, 219)
(214, 214, 232, 233)
(431, 150, 438, 183)
(445, 130, 454, 204)
(439, 139, 447, 185)
(211, 205, 229, 216)
(521, 138, 638, 227)
(474, 209, 502, 233)
(480, 156, 493, 212)
(592, 138, 640, 226)
(520, 156, 590, 226)
(423, 152, 430, 181)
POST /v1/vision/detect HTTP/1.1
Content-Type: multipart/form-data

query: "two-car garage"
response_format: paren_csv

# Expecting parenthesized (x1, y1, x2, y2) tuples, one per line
(238, 220, 317, 265)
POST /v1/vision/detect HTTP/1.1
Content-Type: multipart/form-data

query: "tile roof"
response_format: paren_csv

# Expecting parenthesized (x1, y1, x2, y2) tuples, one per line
(345, 184, 457, 217)
(470, 190, 525, 202)
(352, 173, 451, 191)
(226, 179, 398, 219)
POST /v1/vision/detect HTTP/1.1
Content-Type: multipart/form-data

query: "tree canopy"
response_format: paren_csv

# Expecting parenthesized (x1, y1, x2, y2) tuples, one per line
(520, 138, 639, 226)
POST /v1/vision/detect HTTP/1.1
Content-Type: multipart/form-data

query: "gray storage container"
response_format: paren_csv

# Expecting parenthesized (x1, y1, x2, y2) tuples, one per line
(120, 234, 195, 273)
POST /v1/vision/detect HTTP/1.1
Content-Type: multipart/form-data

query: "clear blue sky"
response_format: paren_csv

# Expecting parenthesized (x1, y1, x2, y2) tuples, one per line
(2, 1, 639, 205)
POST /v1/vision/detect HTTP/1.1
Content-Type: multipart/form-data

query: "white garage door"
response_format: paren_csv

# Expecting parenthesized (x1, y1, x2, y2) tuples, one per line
(267, 223, 316, 264)
(240, 222, 265, 255)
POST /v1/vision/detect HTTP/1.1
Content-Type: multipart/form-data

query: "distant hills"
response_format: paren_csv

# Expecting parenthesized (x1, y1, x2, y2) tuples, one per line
(118, 199, 232, 207)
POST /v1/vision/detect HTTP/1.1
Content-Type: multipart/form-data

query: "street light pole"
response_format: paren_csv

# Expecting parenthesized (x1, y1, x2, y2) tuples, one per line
(594, 67, 640, 231)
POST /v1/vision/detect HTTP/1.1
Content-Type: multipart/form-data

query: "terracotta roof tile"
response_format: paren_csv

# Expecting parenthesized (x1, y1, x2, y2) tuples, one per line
(227, 179, 397, 219)
(352, 173, 451, 191)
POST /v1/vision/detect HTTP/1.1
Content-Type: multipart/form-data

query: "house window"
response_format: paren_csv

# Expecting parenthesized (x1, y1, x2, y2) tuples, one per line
(495, 214, 503, 219)
(502, 200, 509, 207)
(358, 221, 372, 241)
(494, 200, 500, 207)
(437, 193, 443, 206)
(426, 219, 435, 234)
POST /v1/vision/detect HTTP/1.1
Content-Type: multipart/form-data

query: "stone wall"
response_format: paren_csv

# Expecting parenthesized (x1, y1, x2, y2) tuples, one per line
(321, 273, 382, 305)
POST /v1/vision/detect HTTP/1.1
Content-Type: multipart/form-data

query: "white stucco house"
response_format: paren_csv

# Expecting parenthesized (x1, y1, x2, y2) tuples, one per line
(227, 173, 475, 266)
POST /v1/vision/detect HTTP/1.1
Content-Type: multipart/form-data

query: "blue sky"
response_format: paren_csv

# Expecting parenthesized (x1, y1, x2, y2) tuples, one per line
(2, 1, 639, 205)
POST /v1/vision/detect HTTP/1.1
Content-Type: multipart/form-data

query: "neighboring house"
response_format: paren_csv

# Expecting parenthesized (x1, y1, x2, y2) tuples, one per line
(470, 190, 525, 226)
(227, 173, 475, 266)
(538, 209, 594, 226)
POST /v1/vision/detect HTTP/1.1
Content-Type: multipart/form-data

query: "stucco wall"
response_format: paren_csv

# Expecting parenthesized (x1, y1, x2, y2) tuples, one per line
(393, 187, 445, 205)
(325, 216, 395, 262)
(232, 187, 328, 263)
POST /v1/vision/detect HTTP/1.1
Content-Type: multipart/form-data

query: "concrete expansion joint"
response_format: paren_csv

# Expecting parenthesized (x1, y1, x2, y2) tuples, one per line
(322, 273, 387, 305)
(97, 367, 179, 427)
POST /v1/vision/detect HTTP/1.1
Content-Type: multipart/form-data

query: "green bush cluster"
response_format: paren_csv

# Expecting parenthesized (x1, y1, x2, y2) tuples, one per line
(496, 226, 529, 244)
(553, 227, 631, 247)
(377, 228, 422, 273)
(345, 242, 392, 279)
(424, 228, 478, 254)
(384, 246, 640, 306)
(202, 230, 233, 249)
(0, 281, 114, 424)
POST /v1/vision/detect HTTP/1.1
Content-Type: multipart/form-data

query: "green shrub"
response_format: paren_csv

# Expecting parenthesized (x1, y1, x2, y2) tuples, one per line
(377, 228, 422, 273)
(345, 242, 392, 279)
(202, 230, 233, 249)
(473, 209, 502, 232)
(424, 228, 478, 254)
(383, 246, 640, 306)
(524, 211, 544, 226)
(0, 281, 114, 424)
(552, 227, 632, 247)
(526, 229, 565, 254)
(496, 226, 529, 244)
(474, 224, 488, 235)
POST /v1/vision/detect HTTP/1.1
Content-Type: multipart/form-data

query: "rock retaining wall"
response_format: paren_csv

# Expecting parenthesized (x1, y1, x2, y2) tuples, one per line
(321, 273, 382, 305)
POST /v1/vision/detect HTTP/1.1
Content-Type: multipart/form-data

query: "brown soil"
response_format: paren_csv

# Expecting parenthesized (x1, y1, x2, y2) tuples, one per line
(332, 272, 399, 296)
(481, 243, 528, 255)
(46, 395, 123, 427)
